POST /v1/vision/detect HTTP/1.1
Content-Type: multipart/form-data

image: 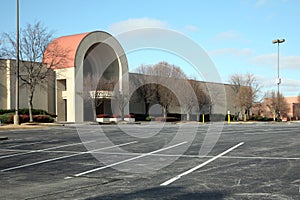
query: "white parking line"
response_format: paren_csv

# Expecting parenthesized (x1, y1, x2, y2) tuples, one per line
(1, 141, 137, 172)
(0, 140, 96, 159)
(160, 142, 244, 186)
(66, 141, 188, 179)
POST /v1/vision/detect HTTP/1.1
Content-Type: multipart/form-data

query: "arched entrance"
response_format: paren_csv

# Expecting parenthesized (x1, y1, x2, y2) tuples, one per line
(82, 42, 120, 121)
(74, 32, 128, 122)
(45, 31, 128, 122)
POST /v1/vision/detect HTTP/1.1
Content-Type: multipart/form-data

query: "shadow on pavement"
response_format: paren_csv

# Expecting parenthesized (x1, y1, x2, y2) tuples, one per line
(86, 186, 230, 200)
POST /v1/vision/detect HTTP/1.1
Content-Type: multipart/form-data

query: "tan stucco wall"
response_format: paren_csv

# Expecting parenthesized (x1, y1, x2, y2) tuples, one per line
(0, 60, 8, 109)
(0, 59, 55, 114)
(128, 73, 236, 117)
(55, 67, 75, 122)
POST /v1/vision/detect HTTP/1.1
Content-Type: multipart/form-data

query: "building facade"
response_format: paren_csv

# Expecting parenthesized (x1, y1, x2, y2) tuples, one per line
(253, 96, 300, 121)
(0, 59, 55, 113)
(1, 31, 241, 122)
(44, 31, 129, 122)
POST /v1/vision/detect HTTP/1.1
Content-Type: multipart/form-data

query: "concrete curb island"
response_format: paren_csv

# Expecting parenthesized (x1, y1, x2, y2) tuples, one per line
(0, 123, 62, 130)
(0, 123, 63, 140)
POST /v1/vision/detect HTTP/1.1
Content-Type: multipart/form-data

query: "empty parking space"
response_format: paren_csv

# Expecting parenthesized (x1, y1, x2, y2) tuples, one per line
(0, 123, 299, 199)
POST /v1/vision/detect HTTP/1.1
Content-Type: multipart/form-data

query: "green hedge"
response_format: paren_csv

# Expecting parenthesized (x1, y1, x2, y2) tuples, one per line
(0, 109, 15, 115)
(0, 108, 47, 115)
(0, 109, 57, 117)
(251, 115, 273, 121)
(0, 113, 14, 124)
(0, 113, 55, 124)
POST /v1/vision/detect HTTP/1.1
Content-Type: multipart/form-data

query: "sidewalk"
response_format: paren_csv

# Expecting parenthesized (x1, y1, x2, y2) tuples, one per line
(0, 123, 62, 131)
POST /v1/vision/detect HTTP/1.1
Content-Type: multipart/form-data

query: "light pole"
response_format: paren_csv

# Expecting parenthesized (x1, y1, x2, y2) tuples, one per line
(14, 0, 20, 125)
(272, 38, 285, 122)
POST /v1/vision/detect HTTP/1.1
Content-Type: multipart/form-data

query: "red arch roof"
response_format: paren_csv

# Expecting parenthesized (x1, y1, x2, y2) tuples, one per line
(44, 32, 90, 69)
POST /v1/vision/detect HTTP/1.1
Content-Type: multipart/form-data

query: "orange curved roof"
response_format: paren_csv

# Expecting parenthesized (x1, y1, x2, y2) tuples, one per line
(44, 32, 90, 69)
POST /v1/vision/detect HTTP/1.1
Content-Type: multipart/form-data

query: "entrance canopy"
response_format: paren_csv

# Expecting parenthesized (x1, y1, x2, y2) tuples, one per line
(44, 31, 128, 122)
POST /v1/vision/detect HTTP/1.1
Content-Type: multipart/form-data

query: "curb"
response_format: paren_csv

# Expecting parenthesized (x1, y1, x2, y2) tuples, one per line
(0, 123, 62, 131)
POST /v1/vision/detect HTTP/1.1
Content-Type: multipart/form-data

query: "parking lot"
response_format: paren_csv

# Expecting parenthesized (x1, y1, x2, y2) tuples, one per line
(0, 123, 299, 199)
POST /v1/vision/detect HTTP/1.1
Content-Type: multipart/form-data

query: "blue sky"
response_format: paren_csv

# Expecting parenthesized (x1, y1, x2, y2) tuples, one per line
(1, 0, 300, 97)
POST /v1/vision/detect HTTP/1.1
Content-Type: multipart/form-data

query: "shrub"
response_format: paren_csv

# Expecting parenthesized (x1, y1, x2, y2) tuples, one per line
(33, 115, 54, 123)
(0, 113, 14, 124)
(19, 115, 30, 123)
(0, 109, 15, 115)
(48, 112, 57, 118)
(251, 115, 273, 121)
(0, 113, 54, 124)
(0, 108, 52, 116)
(19, 108, 48, 115)
(155, 117, 179, 122)
(97, 114, 109, 118)
(145, 116, 153, 121)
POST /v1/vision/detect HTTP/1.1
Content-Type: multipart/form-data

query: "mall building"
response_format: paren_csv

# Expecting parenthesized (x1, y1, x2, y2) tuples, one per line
(0, 31, 240, 122)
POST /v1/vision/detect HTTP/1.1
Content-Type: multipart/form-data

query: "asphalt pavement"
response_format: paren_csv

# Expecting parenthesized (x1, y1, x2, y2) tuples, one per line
(0, 123, 299, 199)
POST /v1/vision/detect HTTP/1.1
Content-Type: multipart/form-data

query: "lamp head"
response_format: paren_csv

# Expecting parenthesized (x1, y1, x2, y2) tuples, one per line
(272, 39, 285, 44)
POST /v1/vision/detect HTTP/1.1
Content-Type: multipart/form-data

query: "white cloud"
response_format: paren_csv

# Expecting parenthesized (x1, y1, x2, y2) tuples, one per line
(280, 78, 300, 96)
(282, 56, 300, 69)
(211, 30, 241, 42)
(252, 53, 276, 67)
(281, 78, 300, 87)
(209, 48, 252, 57)
(108, 18, 168, 34)
(259, 77, 300, 97)
(253, 54, 300, 69)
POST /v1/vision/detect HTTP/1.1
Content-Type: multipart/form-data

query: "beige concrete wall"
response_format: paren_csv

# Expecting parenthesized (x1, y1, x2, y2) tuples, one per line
(0, 59, 55, 113)
(0, 59, 16, 110)
(0, 60, 8, 109)
(128, 73, 236, 117)
(47, 71, 56, 114)
(18, 61, 54, 112)
(55, 67, 75, 122)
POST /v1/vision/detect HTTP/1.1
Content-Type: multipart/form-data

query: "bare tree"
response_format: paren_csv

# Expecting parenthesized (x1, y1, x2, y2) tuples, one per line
(179, 78, 211, 121)
(252, 102, 264, 117)
(264, 90, 290, 121)
(0, 21, 68, 122)
(113, 89, 130, 121)
(132, 62, 187, 118)
(192, 81, 211, 121)
(264, 91, 277, 120)
(151, 62, 186, 118)
(229, 73, 260, 121)
(237, 86, 253, 121)
(132, 65, 156, 115)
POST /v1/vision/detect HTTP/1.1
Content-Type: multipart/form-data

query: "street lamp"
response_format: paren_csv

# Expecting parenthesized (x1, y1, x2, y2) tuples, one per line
(14, 0, 20, 125)
(272, 38, 285, 122)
